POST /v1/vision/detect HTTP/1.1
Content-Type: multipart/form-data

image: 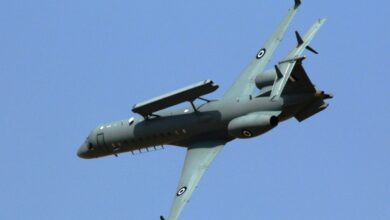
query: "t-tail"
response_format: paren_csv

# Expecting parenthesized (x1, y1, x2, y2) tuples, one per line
(269, 18, 333, 121)
(270, 18, 326, 101)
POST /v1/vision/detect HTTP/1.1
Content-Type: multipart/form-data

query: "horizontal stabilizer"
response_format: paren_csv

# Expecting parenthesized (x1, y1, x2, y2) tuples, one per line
(278, 56, 306, 65)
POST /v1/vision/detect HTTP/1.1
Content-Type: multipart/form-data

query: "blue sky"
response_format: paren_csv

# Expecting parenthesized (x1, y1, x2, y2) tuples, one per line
(1, 0, 389, 219)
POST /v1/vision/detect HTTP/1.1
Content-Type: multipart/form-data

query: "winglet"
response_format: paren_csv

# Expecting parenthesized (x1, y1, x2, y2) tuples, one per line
(294, 0, 302, 9)
(160, 216, 165, 220)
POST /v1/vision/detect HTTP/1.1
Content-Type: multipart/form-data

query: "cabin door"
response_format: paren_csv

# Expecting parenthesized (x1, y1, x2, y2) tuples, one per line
(96, 133, 108, 152)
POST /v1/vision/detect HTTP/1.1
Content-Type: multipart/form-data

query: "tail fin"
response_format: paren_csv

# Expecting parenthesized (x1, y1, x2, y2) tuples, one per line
(270, 18, 326, 100)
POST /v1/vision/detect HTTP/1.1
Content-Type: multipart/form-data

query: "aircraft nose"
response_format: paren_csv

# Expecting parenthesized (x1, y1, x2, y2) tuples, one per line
(77, 143, 90, 159)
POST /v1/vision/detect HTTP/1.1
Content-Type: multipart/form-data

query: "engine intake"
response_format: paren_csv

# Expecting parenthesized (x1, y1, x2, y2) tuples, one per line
(255, 69, 276, 89)
(228, 113, 279, 139)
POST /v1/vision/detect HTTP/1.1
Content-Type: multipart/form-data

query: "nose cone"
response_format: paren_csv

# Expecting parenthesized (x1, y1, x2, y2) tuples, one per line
(77, 143, 92, 159)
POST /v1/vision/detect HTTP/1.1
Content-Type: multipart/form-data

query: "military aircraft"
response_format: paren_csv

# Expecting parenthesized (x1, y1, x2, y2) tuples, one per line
(77, 0, 332, 219)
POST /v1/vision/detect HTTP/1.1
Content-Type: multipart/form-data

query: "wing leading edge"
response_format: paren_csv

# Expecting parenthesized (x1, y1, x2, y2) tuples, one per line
(223, 0, 301, 99)
(160, 141, 225, 220)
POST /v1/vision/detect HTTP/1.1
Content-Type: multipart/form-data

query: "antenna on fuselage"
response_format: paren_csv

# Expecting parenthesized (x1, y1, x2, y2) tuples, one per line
(130, 145, 165, 156)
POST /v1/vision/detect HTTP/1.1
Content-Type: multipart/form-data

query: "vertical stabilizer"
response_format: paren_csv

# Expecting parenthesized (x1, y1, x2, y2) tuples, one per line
(270, 18, 326, 100)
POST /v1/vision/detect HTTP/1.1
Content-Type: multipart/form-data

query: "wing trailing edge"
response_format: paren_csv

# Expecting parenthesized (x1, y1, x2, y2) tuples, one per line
(162, 141, 225, 220)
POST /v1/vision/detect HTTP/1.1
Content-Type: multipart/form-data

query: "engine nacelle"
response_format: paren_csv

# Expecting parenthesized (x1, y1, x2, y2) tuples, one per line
(228, 113, 279, 139)
(255, 69, 276, 89)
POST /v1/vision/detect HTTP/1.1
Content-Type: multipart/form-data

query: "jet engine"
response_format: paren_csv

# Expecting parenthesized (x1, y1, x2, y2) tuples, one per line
(228, 113, 279, 139)
(255, 69, 276, 89)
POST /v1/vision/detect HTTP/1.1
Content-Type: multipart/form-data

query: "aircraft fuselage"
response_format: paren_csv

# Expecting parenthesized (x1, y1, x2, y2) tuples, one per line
(77, 94, 315, 159)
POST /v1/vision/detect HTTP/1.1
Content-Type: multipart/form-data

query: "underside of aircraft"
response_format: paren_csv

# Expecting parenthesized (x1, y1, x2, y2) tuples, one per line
(77, 1, 333, 219)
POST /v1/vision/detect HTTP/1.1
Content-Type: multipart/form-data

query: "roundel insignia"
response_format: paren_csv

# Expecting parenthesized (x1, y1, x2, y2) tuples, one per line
(256, 48, 266, 59)
(176, 186, 187, 197)
(242, 129, 253, 137)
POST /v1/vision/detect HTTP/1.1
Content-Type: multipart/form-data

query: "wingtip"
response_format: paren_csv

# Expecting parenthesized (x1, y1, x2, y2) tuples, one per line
(318, 18, 327, 24)
(160, 216, 165, 220)
(294, 0, 302, 9)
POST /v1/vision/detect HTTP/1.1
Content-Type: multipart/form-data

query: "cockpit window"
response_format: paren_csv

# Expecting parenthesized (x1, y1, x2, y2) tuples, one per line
(88, 143, 94, 150)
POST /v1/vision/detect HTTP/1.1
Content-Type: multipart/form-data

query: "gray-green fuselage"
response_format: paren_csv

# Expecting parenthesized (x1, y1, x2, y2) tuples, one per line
(78, 93, 317, 159)
(76, 1, 332, 219)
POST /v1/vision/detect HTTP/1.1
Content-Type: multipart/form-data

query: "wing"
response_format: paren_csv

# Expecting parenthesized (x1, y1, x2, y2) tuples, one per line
(161, 141, 225, 220)
(223, 0, 301, 99)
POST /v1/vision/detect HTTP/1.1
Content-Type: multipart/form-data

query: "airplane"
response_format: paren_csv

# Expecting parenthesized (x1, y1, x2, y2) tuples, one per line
(77, 0, 332, 219)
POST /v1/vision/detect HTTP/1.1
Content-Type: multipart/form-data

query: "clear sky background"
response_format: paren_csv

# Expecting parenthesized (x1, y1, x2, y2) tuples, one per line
(1, 0, 389, 219)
